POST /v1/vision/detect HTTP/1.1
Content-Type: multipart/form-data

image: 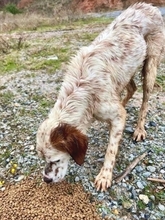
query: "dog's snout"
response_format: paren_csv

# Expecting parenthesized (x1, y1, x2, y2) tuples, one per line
(43, 176, 53, 183)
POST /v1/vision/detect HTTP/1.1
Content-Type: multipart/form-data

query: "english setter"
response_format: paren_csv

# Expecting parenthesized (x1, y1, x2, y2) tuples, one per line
(36, 3, 165, 191)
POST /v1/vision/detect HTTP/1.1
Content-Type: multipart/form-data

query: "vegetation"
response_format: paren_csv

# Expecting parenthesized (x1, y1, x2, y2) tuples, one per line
(4, 3, 22, 14)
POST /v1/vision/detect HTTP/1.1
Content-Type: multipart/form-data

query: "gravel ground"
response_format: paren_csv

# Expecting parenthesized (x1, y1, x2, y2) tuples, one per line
(0, 62, 165, 219)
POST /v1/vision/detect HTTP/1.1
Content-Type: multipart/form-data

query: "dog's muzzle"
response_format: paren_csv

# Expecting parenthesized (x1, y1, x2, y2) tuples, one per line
(43, 176, 53, 183)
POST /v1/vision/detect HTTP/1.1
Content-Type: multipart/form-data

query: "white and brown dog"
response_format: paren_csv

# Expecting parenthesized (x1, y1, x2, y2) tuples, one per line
(36, 3, 165, 191)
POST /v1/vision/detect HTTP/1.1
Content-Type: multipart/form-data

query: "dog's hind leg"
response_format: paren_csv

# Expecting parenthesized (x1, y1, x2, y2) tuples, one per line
(133, 57, 157, 141)
(133, 32, 165, 141)
(122, 79, 137, 107)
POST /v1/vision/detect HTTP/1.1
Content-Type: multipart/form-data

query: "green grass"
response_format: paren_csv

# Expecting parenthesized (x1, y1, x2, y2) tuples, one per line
(156, 74, 165, 91)
(137, 200, 146, 210)
(0, 91, 15, 103)
(137, 183, 165, 211)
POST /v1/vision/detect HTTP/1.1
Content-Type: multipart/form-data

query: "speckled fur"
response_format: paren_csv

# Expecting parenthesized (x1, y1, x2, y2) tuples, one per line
(36, 3, 165, 191)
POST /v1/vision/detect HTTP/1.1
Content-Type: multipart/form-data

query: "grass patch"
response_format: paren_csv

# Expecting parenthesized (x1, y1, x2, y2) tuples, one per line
(31, 94, 54, 108)
(137, 183, 165, 210)
(156, 74, 165, 91)
(0, 11, 113, 75)
(137, 200, 146, 210)
(0, 91, 15, 103)
(0, 10, 111, 33)
(72, 16, 112, 27)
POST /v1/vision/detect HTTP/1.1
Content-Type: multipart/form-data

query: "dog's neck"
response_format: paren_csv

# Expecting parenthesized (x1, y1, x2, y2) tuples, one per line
(49, 82, 94, 134)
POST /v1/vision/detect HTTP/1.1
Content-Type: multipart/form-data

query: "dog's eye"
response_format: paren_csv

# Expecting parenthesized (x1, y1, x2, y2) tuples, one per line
(52, 160, 60, 163)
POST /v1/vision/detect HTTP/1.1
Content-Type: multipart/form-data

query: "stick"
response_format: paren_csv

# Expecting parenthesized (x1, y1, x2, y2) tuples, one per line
(114, 150, 151, 183)
(147, 178, 165, 184)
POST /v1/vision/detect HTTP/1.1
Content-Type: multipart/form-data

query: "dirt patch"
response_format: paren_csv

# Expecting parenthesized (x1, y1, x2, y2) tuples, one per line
(0, 177, 104, 220)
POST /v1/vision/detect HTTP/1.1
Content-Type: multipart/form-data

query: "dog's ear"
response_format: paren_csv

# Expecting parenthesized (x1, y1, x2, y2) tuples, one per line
(50, 123, 88, 165)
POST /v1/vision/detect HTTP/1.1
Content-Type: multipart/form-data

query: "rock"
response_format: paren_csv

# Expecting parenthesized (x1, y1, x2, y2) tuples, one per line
(29, 145, 35, 151)
(149, 195, 155, 201)
(143, 172, 151, 177)
(149, 121, 157, 127)
(158, 203, 165, 211)
(14, 175, 25, 182)
(75, 176, 80, 182)
(130, 187, 137, 199)
(135, 166, 143, 173)
(147, 166, 156, 173)
(122, 200, 133, 209)
(139, 194, 149, 204)
(136, 181, 144, 189)
(125, 126, 134, 134)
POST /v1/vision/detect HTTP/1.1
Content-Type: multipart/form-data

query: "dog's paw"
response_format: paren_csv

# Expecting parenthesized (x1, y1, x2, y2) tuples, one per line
(133, 127, 147, 141)
(94, 167, 112, 191)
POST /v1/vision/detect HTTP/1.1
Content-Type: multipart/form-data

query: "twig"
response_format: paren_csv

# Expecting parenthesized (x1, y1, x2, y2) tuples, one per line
(114, 150, 151, 183)
(147, 178, 165, 184)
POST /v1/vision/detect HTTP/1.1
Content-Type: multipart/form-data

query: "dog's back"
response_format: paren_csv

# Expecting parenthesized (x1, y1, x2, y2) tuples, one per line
(93, 3, 164, 44)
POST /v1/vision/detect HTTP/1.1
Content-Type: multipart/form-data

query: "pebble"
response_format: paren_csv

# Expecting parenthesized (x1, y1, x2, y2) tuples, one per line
(130, 187, 137, 199)
(139, 194, 149, 204)
(135, 166, 144, 173)
(147, 166, 156, 173)
(14, 175, 25, 182)
(158, 203, 165, 211)
(143, 171, 151, 177)
(75, 176, 80, 182)
(125, 126, 134, 133)
(149, 121, 157, 127)
(136, 181, 144, 189)
(122, 200, 133, 209)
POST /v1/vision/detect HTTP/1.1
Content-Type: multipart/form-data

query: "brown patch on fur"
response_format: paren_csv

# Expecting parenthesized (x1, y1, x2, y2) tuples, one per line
(50, 123, 88, 165)
(55, 168, 59, 176)
(45, 163, 53, 175)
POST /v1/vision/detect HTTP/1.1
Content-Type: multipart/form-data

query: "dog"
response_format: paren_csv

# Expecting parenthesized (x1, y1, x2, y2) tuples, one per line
(36, 3, 165, 191)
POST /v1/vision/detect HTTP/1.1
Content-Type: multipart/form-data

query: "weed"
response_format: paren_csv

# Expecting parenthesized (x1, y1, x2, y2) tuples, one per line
(4, 4, 22, 15)
(140, 184, 165, 206)
(137, 200, 146, 210)
(0, 91, 14, 103)
(31, 94, 54, 108)
(156, 74, 165, 91)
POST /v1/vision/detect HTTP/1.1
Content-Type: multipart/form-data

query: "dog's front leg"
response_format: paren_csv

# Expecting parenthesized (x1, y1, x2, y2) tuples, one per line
(95, 105, 126, 191)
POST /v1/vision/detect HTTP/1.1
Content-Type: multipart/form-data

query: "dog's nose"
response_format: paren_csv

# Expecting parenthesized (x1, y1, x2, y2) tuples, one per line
(43, 176, 53, 183)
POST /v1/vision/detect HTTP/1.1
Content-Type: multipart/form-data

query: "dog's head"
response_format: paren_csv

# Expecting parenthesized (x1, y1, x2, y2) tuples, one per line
(36, 121, 88, 183)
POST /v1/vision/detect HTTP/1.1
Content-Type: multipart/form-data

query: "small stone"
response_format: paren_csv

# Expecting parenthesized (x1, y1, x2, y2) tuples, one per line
(122, 200, 133, 209)
(149, 195, 155, 201)
(111, 208, 119, 215)
(158, 203, 165, 211)
(147, 166, 156, 173)
(130, 187, 137, 199)
(143, 172, 151, 177)
(160, 169, 165, 174)
(125, 126, 134, 133)
(75, 176, 80, 182)
(149, 121, 156, 127)
(0, 187, 5, 191)
(139, 194, 149, 204)
(136, 166, 143, 173)
(29, 145, 35, 151)
(14, 175, 25, 182)
(137, 181, 144, 189)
